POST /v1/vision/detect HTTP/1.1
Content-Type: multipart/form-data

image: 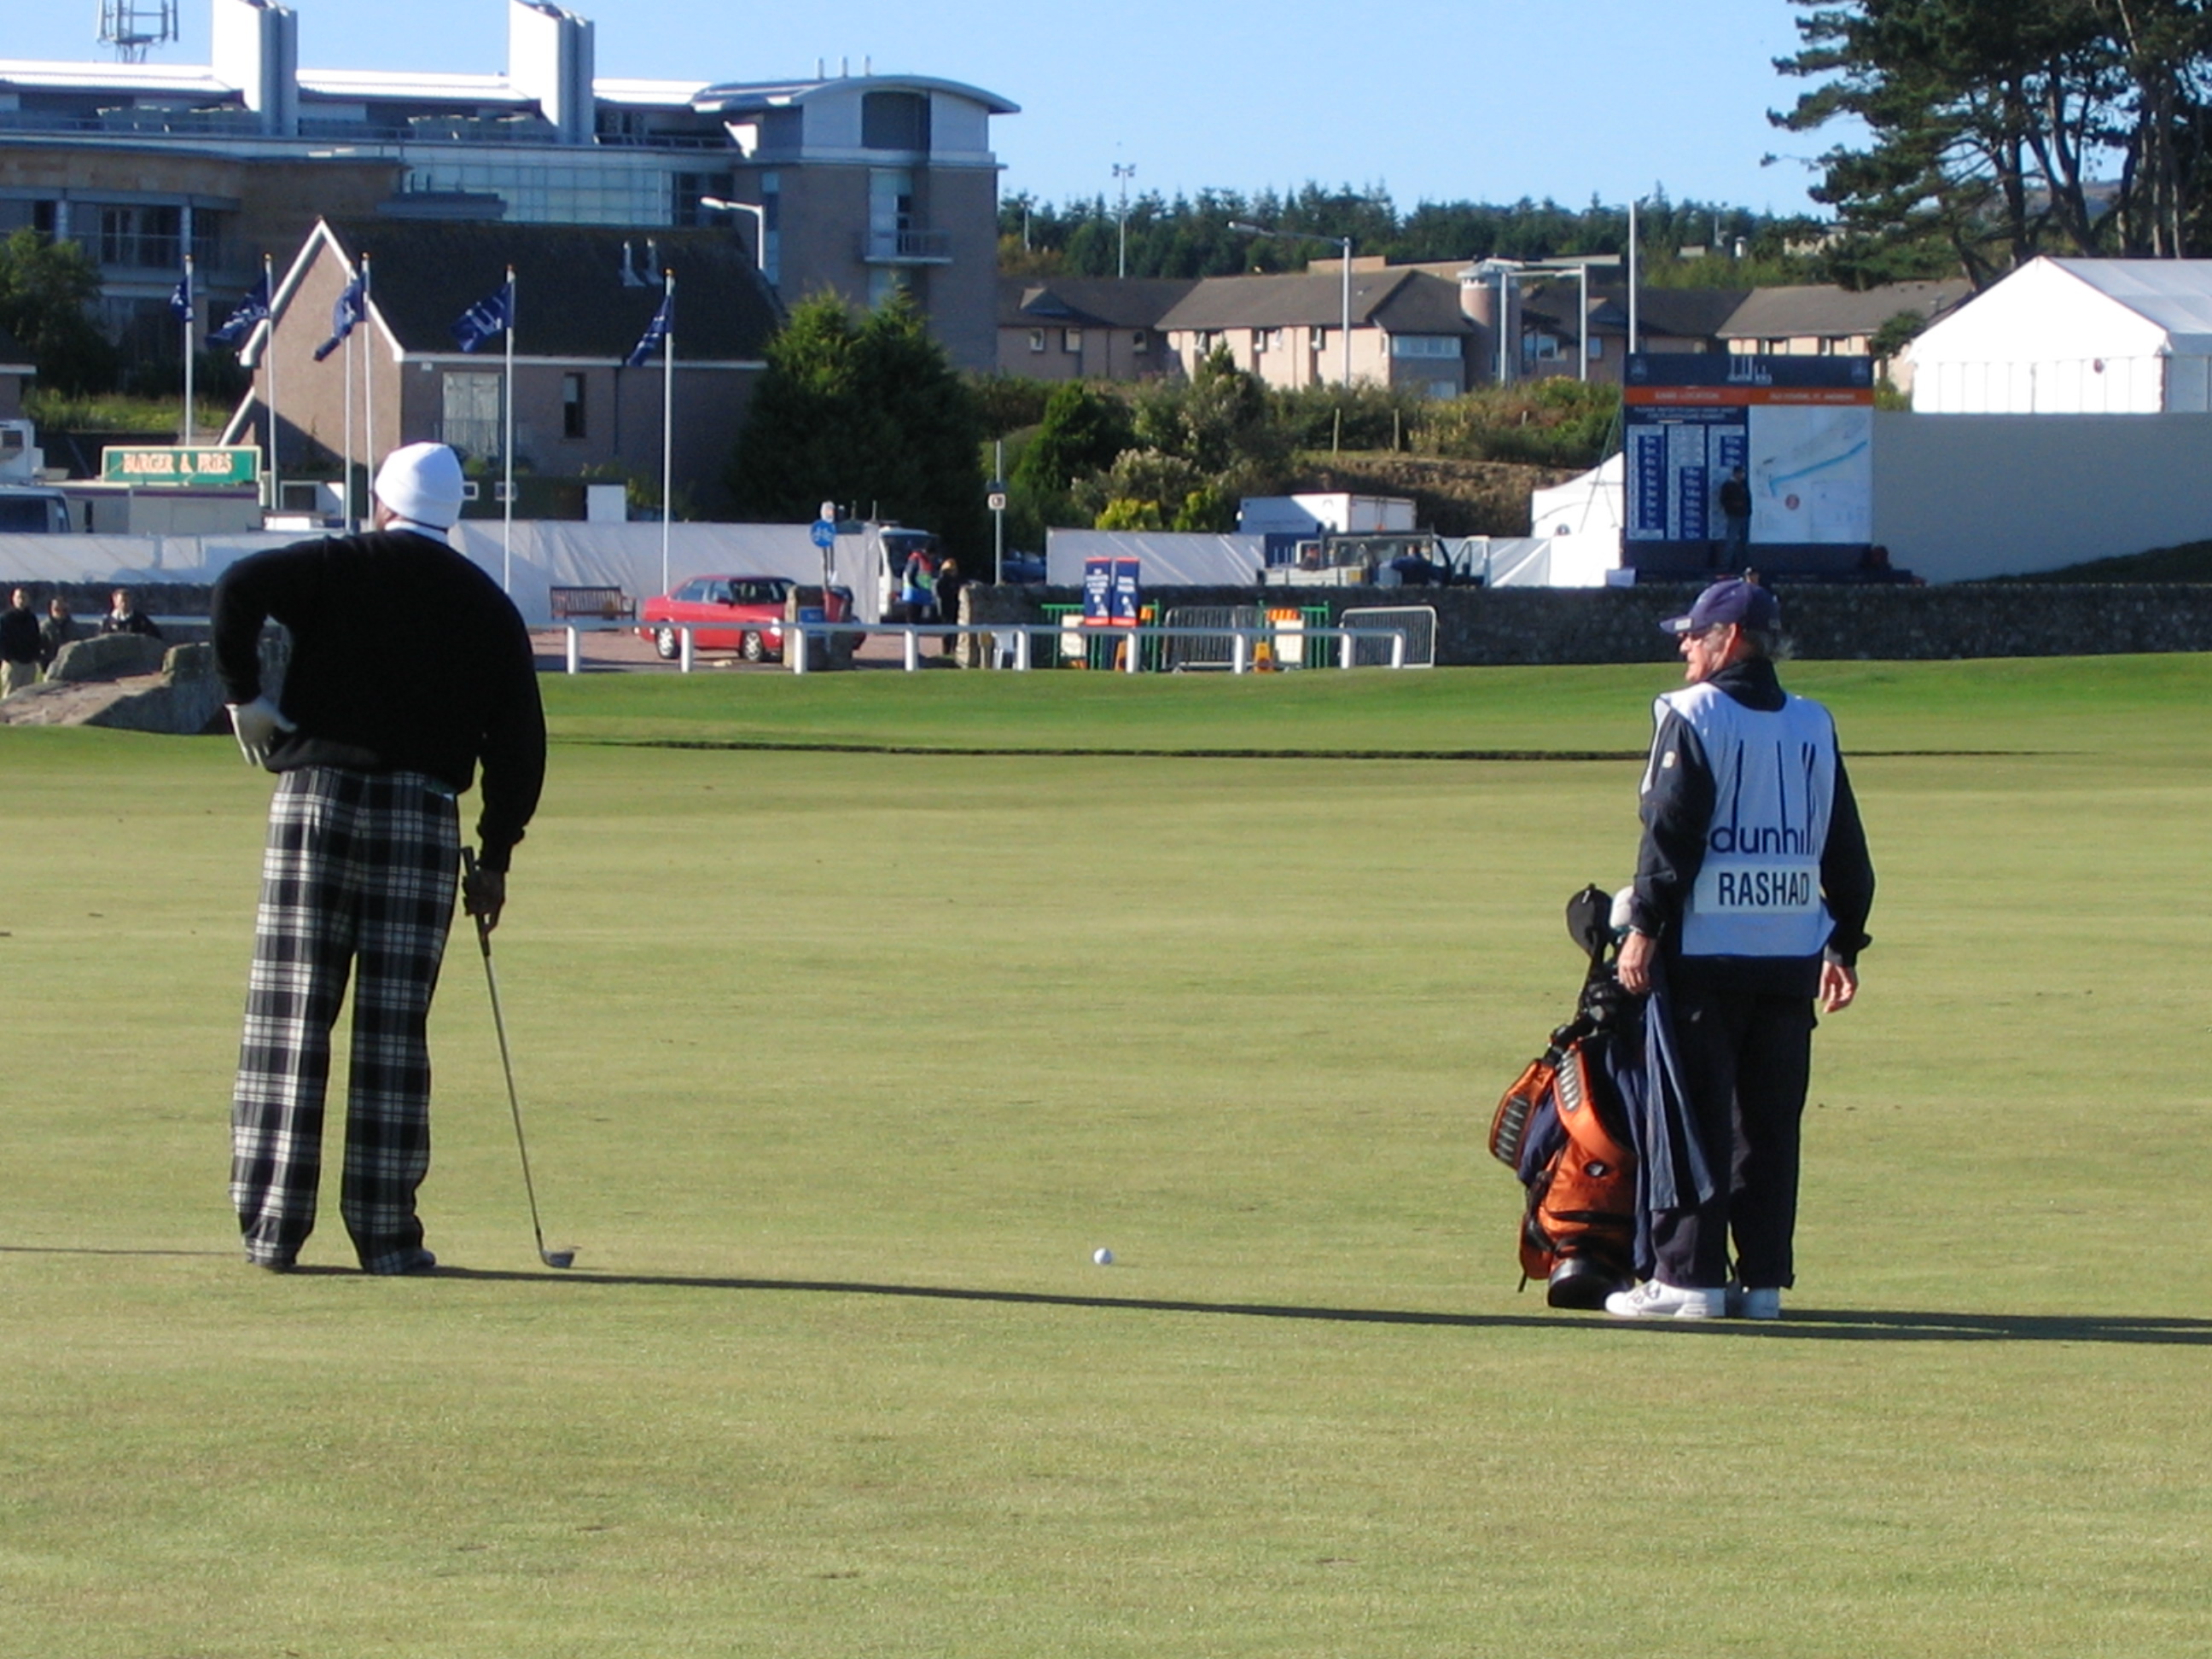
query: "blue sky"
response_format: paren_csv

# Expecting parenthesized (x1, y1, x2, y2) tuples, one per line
(10, 0, 1841, 217)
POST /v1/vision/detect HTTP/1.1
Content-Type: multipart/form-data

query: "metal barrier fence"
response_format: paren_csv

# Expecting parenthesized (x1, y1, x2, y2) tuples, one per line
(1337, 606, 1438, 668)
(553, 619, 1415, 675)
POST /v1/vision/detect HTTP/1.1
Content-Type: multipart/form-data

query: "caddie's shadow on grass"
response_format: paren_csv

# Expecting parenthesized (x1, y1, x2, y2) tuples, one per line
(422, 1264, 2212, 1348)
(9, 1249, 2201, 1346)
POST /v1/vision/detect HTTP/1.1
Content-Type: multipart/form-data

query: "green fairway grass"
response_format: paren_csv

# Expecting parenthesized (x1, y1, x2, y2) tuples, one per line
(3, 658, 2209, 1657)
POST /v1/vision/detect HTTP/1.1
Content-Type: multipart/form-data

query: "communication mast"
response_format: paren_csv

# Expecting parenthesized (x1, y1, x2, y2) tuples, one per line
(97, 0, 179, 62)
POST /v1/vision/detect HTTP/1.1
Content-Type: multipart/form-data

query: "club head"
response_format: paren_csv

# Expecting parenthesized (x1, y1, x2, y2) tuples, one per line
(541, 1249, 577, 1270)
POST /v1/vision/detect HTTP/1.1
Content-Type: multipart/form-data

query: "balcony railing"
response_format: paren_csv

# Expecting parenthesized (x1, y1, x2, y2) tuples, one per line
(857, 226, 952, 265)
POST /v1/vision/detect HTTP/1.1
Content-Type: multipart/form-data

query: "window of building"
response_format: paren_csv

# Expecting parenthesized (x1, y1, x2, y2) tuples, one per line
(1589, 337, 1605, 360)
(441, 372, 503, 462)
(1028, 329, 1046, 353)
(1062, 329, 1082, 354)
(1311, 327, 1329, 354)
(562, 372, 586, 439)
(1525, 333, 1562, 362)
(1389, 335, 1463, 359)
(1254, 328, 1281, 353)
(861, 90, 930, 152)
(1131, 329, 1150, 354)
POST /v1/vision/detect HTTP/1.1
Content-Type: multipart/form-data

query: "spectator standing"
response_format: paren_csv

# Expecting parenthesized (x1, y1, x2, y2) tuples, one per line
(935, 556, 964, 655)
(38, 597, 80, 672)
(100, 587, 163, 641)
(212, 442, 546, 1275)
(1714, 467, 1752, 568)
(0, 588, 38, 696)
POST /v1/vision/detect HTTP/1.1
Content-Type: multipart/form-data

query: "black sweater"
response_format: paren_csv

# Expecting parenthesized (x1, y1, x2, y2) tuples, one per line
(212, 529, 545, 870)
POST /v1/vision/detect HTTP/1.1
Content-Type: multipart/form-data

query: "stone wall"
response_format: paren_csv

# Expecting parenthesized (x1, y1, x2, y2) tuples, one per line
(963, 583, 2212, 665)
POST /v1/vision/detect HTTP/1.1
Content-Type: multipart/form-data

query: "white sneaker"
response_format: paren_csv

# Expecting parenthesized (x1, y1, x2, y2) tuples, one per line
(1604, 1279, 1726, 1320)
(1732, 1285, 1782, 1321)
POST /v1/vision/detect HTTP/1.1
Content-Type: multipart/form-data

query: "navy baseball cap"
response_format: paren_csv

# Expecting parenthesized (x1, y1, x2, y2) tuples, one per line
(1661, 577, 1781, 635)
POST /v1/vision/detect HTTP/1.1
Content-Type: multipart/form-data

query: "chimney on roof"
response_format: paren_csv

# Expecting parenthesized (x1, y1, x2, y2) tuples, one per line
(509, 0, 597, 146)
(212, 0, 298, 137)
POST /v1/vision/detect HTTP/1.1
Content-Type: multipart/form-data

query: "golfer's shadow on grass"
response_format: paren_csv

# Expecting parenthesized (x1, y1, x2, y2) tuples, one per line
(8, 1249, 2200, 1345)
(424, 1264, 2212, 1347)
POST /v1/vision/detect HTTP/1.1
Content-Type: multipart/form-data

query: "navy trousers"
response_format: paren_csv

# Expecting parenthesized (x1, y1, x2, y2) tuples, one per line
(231, 767, 459, 1271)
(1648, 969, 1816, 1290)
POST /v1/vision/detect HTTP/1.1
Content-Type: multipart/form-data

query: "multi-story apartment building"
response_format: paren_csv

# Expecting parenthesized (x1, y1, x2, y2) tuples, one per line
(0, 0, 1014, 368)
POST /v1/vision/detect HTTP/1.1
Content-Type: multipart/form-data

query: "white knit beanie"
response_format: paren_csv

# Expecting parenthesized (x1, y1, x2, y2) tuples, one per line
(372, 442, 467, 529)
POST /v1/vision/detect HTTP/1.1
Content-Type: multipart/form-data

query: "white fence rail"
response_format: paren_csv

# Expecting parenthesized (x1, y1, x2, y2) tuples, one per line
(555, 620, 1416, 676)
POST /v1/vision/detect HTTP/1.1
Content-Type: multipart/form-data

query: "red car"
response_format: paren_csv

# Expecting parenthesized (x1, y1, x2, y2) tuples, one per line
(638, 574, 795, 661)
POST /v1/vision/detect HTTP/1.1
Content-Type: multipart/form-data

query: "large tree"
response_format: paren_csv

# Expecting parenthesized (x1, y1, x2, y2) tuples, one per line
(1774, 0, 2212, 281)
(726, 290, 988, 560)
(0, 228, 117, 393)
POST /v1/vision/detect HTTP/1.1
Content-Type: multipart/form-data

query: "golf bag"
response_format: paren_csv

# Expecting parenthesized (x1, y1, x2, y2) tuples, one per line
(1487, 887, 1641, 1309)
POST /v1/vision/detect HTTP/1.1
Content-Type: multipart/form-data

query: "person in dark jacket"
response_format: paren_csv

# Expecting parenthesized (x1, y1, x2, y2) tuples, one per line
(0, 587, 39, 696)
(1714, 468, 1752, 567)
(98, 587, 163, 640)
(935, 556, 964, 655)
(38, 597, 81, 672)
(1608, 577, 1875, 1320)
(212, 442, 546, 1275)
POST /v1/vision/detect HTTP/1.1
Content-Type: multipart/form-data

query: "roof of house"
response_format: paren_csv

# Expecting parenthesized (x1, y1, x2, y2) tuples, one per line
(1719, 280, 1971, 339)
(313, 218, 782, 362)
(1156, 269, 1476, 335)
(999, 276, 1197, 330)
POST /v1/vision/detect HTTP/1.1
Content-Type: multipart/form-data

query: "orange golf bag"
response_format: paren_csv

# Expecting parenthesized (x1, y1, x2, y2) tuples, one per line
(1486, 887, 1640, 1309)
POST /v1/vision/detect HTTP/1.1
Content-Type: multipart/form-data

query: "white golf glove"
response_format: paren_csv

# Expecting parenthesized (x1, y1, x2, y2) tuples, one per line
(226, 696, 296, 766)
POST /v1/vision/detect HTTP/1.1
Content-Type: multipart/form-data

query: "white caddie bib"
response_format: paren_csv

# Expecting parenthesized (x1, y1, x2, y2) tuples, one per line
(1650, 681, 1838, 958)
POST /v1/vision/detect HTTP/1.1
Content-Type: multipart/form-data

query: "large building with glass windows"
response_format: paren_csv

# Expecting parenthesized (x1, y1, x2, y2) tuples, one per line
(0, 0, 1015, 369)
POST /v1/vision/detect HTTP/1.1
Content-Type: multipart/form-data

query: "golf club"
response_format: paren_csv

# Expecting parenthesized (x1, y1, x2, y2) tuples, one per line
(460, 848, 575, 1270)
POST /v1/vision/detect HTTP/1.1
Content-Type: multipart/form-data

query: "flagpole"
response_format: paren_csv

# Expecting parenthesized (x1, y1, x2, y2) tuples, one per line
(362, 253, 375, 515)
(343, 260, 356, 535)
(660, 268, 673, 597)
(263, 253, 279, 515)
(180, 253, 195, 445)
(503, 264, 515, 595)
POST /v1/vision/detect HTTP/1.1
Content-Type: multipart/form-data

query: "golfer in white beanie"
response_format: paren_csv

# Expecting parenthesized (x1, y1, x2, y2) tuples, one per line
(208, 443, 545, 1276)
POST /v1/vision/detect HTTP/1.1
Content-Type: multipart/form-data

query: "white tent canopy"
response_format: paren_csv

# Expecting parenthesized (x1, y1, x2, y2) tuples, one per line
(1909, 257, 2212, 412)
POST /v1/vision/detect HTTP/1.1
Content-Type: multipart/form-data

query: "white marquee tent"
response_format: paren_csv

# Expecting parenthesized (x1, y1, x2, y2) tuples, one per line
(1908, 257, 2212, 413)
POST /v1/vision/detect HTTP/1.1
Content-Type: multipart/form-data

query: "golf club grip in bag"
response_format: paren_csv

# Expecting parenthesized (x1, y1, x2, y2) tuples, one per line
(1488, 1031, 1639, 1308)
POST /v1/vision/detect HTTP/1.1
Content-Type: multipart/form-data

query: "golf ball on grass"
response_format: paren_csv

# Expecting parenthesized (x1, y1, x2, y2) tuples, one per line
(1092, 1248, 1114, 1266)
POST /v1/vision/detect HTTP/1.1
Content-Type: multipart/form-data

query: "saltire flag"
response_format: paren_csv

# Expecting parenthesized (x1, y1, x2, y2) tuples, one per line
(451, 280, 514, 353)
(207, 271, 270, 351)
(313, 271, 367, 362)
(168, 269, 193, 324)
(624, 289, 672, 369)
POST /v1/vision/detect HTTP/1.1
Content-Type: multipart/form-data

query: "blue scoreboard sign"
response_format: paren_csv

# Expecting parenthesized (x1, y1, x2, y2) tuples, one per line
(1622, 354, 1874, 576)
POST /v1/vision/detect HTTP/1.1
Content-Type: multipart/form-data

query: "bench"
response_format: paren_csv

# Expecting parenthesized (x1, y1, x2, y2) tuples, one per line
(549, 585, 634, 621)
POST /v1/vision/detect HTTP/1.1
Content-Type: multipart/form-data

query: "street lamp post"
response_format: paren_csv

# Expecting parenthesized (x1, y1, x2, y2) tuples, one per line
(1113, 163, 1136, 279)
(698, 195, 768, 272)
(1228, 222, 1353, 387)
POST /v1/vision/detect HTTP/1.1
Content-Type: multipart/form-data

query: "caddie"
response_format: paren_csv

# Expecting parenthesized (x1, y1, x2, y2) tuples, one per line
(212, 442, 545, 1274)
(1609, 576, 1875, 1320)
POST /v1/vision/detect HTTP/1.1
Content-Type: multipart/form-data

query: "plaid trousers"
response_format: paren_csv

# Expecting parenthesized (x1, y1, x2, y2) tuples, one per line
(231, 767, 460, 1271)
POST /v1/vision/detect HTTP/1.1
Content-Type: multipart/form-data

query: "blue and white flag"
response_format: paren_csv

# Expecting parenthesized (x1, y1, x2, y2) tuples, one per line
(313, 271, 367, 362)
(207, 272, 270, 352)
(624, 289, 673, 369)
(168, 269, 193, 324)
(451, 280, 514, 353)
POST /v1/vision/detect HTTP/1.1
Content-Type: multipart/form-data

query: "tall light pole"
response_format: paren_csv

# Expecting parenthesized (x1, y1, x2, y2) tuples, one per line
(1229, 221, 1353, 387)
(699, 195, 769, 272)
(1112, 163, 1136, 279)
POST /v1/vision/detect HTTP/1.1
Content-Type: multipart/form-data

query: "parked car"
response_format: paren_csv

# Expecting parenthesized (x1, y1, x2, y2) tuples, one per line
(638, 574, 795, 661)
